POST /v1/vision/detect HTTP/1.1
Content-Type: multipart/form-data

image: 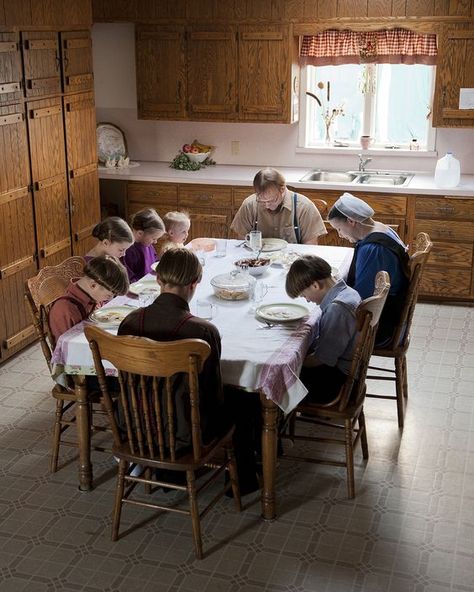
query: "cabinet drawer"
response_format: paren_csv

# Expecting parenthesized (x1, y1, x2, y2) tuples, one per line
(414, 219, 474, 242)
(179, 185, 232, 208)
(128, 181, 178, 206)
(420, 267, 471, 298)
(423, 241, 473, 269)
(415, 196, 474, 220)
(305, 190, 407, 216)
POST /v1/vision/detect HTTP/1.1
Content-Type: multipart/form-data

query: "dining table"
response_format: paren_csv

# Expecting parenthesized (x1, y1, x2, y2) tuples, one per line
(51, 239, 352, 520)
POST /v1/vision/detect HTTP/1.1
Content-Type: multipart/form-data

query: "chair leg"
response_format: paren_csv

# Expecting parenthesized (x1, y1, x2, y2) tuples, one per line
(111, 459, 127, 541)
(288, 411, 296, 443)
(344, 418, 355, 499)
(144, 467, 151, 494)
(402, 355, 408, 399)
(358, 410, 369, 460)
(226, 446, 242, 512)
(395, 357, 405, 429)
(187, 470, 203, 560)
(50, 399, 65, 473)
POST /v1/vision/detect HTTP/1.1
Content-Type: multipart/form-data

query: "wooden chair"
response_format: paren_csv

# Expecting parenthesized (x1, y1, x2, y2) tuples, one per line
(366, 232, 433, 428)
(84, 325, 241, 560)
(25, 256, 108, 473)
(282, 271, 390, 499)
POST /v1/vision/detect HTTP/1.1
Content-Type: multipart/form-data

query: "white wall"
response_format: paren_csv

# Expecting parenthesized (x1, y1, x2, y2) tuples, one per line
(92, 23, 474, 174)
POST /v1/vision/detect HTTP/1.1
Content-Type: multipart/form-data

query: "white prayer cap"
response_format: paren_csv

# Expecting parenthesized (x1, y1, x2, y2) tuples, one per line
(333, 192, 374, 222)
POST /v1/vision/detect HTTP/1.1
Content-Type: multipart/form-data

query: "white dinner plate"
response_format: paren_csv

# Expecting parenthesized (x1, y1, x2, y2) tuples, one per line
(256, 303, 309, 323)
(269, 251, 300, 267)
(129, 279, 161, 297)
(89, 306, 135, 327)
(245, 238, 288, 252)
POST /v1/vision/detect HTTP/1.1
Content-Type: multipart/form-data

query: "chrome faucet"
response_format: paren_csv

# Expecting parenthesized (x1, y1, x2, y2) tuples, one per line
(358, 154, 372, 172)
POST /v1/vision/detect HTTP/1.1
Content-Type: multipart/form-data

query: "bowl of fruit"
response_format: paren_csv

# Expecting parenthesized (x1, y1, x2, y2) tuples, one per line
(182, 140, 213, 163)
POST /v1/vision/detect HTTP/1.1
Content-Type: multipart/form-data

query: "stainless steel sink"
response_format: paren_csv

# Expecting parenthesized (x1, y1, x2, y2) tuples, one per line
(300, 171, 359, 183)
(299, 169, 413, 187)
(355, 171, 413, 187)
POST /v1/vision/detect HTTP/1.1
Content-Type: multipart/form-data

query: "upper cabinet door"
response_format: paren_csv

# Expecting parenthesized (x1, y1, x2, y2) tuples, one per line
(0, 32, 22, 106)
(238, 25, 295, 123)
(136, 25, 187, 120)
(187, 27, 237, 121)
(433, 26, 474, 128)
(60, 31, 94, 94)
(22, 31, 61, 98)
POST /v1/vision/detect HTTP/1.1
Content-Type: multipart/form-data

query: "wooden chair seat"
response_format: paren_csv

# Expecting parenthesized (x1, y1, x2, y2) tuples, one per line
(85, 326, 241, 560)
(282, 271, 390, 499)
(25, 256, 111, 472)
(366, 232, 432, 428)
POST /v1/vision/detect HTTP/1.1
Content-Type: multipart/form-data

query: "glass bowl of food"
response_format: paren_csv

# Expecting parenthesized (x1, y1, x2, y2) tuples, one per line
(234, 257, 271, 277)
(210, 270, 256, 301)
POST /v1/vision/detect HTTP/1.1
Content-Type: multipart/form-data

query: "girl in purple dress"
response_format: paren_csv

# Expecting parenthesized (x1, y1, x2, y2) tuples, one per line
(124, 208, 165, 281)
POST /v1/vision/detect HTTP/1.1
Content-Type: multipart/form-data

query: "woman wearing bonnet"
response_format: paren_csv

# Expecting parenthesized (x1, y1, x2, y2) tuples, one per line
(327, 192, 410, 346)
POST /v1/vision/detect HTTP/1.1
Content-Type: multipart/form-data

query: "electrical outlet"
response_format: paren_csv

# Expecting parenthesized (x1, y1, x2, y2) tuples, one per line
(231, 141, 240, 155)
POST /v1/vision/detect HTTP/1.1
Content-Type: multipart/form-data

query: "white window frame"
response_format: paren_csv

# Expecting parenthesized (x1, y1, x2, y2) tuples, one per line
(297, 64, 437, 156)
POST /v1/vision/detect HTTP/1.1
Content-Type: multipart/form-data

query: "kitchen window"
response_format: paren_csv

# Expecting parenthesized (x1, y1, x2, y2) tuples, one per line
(299, 29, 437, 152)
(302, 62, 435, 150)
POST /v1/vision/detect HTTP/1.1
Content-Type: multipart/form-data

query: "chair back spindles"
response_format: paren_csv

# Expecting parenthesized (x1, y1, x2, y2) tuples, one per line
(84, 325, 211, 464)
(366, 232, 432, 427)
(84, 324, 240, 559)
(25, 256, 85, 368)
(336, 271, 390, 412)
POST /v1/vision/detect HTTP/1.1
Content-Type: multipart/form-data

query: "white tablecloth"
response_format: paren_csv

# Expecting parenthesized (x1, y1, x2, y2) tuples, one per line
(52, 240, 352, 414)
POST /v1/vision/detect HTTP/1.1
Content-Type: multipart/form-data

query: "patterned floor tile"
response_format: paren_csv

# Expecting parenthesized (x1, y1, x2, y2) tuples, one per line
(1, 303, 474, 591)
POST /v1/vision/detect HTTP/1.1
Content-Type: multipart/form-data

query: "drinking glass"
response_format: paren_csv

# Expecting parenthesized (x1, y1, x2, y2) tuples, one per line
(250, 282, 268, 313)
(196, 299, 217, 320)
(215, 239, 227, 258)
(246, 230, 262, 256)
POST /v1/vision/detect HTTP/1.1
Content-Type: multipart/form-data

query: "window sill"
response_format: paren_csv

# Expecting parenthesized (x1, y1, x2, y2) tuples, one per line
(296, 146, 437, 157)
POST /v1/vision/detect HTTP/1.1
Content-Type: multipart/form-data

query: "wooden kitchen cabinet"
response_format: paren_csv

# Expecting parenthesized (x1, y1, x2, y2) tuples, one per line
(136, 25, 187, 120)
(413, 196, 474, 299)
(238, 24, 299, 123)
(60, 30, 94, 94)
(27, 95, 72, 267)
(136, 23, 299, 123)
(125, 182, 234, 240)
(179, 185, 233, 239)
(0, 31, 22, 106)
(127, 181, 178, 219)
(303, 189, 409, 242)
(21, 31, 62, 99)
(0, 102, 37, 358)
(63, 91, 100, 256)
(433, 25, 474, 128)
(187, 26, 238, 121)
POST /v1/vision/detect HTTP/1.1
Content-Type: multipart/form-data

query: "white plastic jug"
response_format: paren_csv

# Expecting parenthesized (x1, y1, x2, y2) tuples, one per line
(434, 152, 461, 189)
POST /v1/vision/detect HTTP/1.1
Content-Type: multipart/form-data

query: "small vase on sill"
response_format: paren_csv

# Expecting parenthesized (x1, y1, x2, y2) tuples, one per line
(360, 135, 372, 150)
(324, 122, 333, 145)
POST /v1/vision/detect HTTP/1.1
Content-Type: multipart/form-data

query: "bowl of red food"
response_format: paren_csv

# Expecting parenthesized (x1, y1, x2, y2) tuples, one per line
(234, 257, 271, 277)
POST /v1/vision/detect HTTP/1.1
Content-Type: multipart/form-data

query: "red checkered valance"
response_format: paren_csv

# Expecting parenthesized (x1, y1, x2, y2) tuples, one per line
(300, 29, 437, 65)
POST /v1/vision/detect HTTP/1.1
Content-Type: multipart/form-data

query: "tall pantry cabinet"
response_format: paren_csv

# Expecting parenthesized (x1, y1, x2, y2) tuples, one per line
(0, 2, 99, 363)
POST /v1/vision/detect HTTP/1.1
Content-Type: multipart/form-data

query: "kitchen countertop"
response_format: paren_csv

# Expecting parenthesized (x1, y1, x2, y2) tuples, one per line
(98, 161, 474, 197)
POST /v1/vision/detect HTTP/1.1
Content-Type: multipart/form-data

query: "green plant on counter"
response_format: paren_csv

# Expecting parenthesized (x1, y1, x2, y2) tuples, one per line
(169, 153, 216, 171)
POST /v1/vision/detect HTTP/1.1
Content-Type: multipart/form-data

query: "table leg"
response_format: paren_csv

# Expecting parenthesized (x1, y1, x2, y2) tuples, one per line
(74, 375, 92, 491)
(260, 393, 278, 520)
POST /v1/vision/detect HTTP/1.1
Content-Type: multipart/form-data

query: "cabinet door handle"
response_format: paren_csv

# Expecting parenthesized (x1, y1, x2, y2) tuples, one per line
(436, 205, 455, 214)
(198, 194, 211, 202)
(438, 228, 453, 237)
